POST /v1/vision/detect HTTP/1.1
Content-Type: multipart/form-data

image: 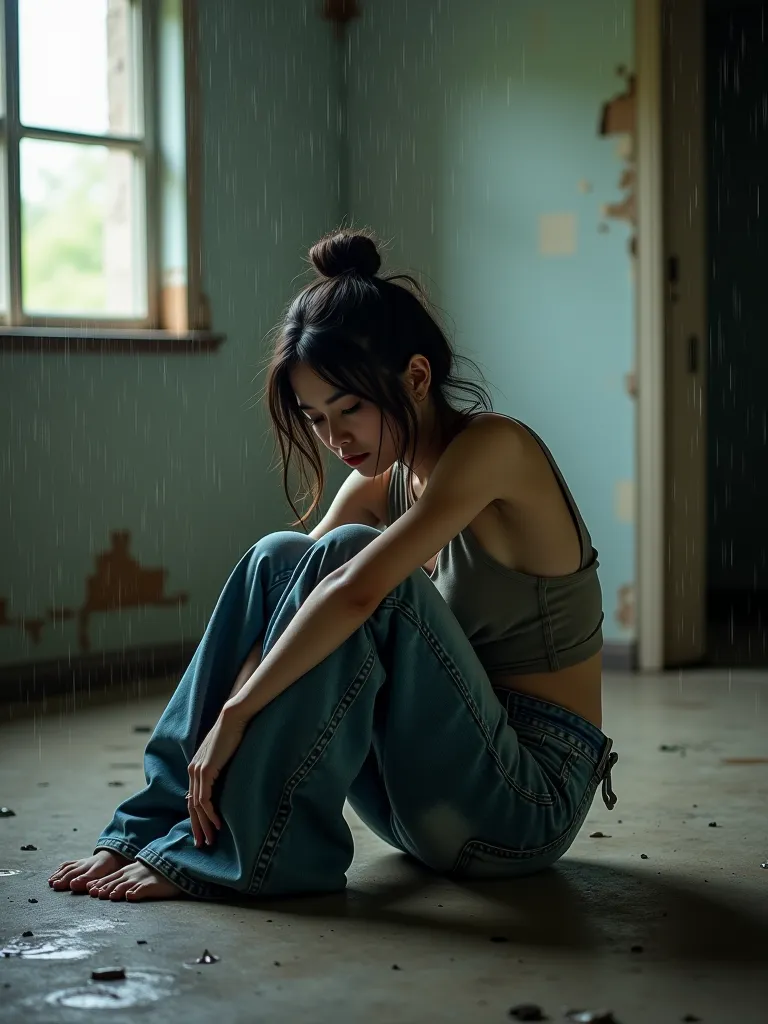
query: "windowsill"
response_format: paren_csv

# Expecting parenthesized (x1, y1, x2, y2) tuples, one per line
(0, 327, 225, 354)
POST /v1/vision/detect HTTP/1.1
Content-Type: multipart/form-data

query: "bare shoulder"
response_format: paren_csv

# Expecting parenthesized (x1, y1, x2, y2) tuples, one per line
(454, 412, 543, 504)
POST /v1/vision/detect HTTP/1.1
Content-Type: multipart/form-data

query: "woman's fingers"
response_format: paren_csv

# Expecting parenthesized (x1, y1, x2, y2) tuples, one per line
(188, 768, 217, 846)
(189, 804, 206, 848)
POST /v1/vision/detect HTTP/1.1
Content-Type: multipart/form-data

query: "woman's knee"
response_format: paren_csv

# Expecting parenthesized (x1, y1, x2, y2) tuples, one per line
(251, 529, 315, 561)
(314, 523, 381, 553)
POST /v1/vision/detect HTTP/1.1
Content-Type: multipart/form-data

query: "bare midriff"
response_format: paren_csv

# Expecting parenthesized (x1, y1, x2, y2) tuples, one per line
(489, 651, 604, 730)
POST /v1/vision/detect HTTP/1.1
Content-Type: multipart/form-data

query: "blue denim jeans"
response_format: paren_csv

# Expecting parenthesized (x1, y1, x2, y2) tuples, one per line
(95, 525, 619, 900)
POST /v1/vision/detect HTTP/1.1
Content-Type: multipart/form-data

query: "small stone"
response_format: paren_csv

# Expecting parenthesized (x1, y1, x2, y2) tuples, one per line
(681, 1016, 701, 1022)
(133, 726, 152, 733)
(391, 964, 401, 970)
(72, 828, 78, 831)
(640, 854, 649, 860)
(708, 822, 718, 828)
(565, 1011, 620, 1024)
(91, 967, 126, 981)
(273, 961, 281, 967)
(589, 831, 611, 838)
(22, 931, 33, 937)
(28, 898, 38, 903)
(509, 1004, 548, 1021)
(490, 935, 509, 943)
(19, 845, 37, 851)
(0, 807, 16, 817)
(136, 940, 147, 945)
(194, 949, 219, 964)
(107, 781, 125, 787)
(761, 862, 768, 869)
(631, 944, 644, 953)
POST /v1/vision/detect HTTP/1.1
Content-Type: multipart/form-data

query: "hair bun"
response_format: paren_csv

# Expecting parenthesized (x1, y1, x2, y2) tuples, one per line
(309, 230, 382, 280)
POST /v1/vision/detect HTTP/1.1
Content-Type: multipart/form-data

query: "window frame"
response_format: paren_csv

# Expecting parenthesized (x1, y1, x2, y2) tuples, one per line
(0, 0, 162, 330)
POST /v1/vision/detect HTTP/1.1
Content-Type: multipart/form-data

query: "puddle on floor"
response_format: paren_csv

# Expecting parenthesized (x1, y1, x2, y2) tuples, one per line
(40, 969, 176, 1010)
(1, 918, 121, 961)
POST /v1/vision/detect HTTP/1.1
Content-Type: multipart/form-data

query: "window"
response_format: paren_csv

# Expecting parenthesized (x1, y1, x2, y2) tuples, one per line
(0, 0, 157, 327)
(0, 0, 216, 347)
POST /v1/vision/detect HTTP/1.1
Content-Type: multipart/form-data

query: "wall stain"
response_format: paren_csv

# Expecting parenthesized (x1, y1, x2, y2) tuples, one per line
(615, 582, 635, 630)
(598, 65, 637, 255)
(0, 531, 188, 653)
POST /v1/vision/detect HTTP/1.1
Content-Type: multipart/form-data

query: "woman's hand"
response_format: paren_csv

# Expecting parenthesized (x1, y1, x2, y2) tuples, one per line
(187, 707, 249, 848)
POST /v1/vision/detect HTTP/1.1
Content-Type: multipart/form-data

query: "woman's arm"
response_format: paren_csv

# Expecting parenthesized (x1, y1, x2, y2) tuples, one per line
(222, 573, 374, 723)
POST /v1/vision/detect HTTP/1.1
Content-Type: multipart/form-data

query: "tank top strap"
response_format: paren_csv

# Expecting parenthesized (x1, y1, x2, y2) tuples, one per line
(509, 418, 594, 569)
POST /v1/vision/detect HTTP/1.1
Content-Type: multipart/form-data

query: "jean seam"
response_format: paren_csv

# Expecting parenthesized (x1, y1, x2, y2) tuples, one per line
(382, 594, 556, 806)
(247, 642, 378, 895)
(94, 838, 142, 858)
(510, 715, 601, 766)
(452, 769, 601, 872)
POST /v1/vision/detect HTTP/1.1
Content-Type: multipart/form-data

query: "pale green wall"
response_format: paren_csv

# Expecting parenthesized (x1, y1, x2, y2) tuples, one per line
(346, 0, 636, 643)
(0, 0, 340, 666)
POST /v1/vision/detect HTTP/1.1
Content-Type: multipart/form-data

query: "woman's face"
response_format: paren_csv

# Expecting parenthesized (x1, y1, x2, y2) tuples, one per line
(289, 363, 401, 476)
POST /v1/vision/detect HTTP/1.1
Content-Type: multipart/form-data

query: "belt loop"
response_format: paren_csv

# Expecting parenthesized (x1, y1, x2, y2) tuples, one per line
(601, 747, 619, 811)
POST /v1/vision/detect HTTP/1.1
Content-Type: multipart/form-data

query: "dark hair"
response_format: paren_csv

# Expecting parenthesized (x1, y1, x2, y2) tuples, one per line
(262, 228, 494, 530)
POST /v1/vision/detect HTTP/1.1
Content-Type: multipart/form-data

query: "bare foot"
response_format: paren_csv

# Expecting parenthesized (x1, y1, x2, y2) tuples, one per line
(49, 850, 132, 892)
(87, 860, 184, 902)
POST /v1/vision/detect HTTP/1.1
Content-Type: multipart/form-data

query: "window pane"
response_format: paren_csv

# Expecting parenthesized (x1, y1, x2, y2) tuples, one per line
(21, 139, 147, 318)
(19, 0, 141, 136)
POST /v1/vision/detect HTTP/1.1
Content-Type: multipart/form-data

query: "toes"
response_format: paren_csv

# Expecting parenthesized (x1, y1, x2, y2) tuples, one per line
(109, 881, 134, 901)
(51, 866, 85, 890)
(48, 861, 76, 882)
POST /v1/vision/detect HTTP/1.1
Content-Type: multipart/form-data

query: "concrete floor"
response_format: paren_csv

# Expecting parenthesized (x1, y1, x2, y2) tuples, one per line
(1, 671, 767, 1024)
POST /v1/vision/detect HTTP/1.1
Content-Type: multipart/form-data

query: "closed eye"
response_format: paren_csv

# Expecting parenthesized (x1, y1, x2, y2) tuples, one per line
(310, 401, 362, 426)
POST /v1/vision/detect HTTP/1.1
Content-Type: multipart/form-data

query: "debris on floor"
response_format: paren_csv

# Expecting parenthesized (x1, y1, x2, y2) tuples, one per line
(640, 854, 649, 859)
(630, 945, 644, 953)
(133, 726, 152, 733)
(589, 831, 611, 838)
(490, 936, 509, 943)
(508, 1004, 548, 1021)
(0, 806, 16, 817)
(90, 967, 126, 981)
(708, 822, 718, 828)
(565, 1011, 620, 1024)
(192, 949, 219, 964)
(681, 1015, 702, 1022)
(659, 744, 686, 755)
(19, 844, 37, 851)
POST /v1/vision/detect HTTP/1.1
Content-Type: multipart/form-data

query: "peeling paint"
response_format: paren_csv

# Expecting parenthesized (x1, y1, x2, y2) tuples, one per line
(0, 531, 188, 653)
(615, 583, 635, 630)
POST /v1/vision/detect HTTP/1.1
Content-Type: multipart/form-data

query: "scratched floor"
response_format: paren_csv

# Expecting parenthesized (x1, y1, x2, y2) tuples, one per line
(1, 671, 767, 1024)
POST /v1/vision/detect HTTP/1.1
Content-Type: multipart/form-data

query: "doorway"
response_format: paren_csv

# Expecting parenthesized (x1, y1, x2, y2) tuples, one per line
(662, 0, 768, 668)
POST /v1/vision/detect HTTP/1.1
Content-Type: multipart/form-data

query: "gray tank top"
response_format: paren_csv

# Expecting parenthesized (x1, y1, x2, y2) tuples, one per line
(385, 416, 604, 676)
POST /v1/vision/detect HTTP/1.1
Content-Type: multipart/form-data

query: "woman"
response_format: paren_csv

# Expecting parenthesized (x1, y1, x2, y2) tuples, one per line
(49, 229, 617, 903)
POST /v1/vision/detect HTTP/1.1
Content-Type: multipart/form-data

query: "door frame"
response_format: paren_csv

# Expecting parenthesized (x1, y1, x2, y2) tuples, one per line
(635, 0, 666, 671)
(636, 0, 710, 672)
